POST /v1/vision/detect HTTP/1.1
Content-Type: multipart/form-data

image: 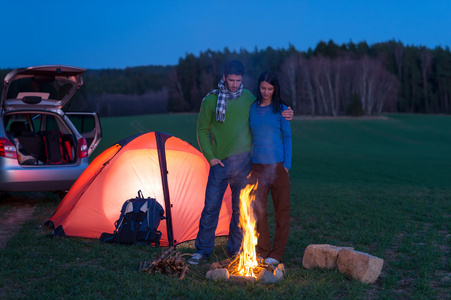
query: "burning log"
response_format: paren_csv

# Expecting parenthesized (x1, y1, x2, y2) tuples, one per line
(226, 255, 281, 276)
(227, 255, 266, 277)
(139, 246, 190, 280)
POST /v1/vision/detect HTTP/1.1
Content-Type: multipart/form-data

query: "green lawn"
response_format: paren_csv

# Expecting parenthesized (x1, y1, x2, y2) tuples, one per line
(1, 113, 450, 299)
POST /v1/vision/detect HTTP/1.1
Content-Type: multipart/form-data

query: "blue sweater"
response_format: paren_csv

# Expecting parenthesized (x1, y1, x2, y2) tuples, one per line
(249, 102, 292, 170)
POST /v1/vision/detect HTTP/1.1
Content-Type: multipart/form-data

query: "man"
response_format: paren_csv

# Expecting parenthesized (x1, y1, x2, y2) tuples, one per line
(188, 60, 293, 264)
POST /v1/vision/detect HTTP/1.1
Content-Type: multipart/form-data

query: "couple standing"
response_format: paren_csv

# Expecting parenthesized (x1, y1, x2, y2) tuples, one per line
(188, 60, 293, 266)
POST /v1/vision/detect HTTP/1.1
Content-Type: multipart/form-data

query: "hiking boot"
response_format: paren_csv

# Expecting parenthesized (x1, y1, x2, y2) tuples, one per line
(187, 253, 205, 265)
(264, 257, 280, 265)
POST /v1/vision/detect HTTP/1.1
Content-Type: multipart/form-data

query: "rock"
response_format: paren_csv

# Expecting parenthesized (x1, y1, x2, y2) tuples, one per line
(337, 249, 384, 284)
(206, 268, 230, 280)
(274, 267, 284, 280)
(302, 244, 354, 269)
(229, 275, 256, 283)
(276, 263, 285, 273)
(257, 269, 280, 284)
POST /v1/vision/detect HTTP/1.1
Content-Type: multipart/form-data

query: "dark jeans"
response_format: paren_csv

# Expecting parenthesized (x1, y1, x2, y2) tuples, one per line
(195, 152, 251, 258)
(251, 163, 291, 261)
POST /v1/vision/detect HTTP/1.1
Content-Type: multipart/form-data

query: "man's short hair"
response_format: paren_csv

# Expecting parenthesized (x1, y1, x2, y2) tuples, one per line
(223, 60, 244, 77)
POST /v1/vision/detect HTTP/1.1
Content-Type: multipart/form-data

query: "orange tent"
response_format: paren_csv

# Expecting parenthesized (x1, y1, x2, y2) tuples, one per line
(47, 131, 232, 247)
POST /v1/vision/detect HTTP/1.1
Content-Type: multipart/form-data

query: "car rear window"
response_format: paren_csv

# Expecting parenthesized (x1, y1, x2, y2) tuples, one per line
(6, 77, 73, 101)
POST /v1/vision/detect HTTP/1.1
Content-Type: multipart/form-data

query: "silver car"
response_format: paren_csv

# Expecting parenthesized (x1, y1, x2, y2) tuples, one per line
(0, 65, 101, 197)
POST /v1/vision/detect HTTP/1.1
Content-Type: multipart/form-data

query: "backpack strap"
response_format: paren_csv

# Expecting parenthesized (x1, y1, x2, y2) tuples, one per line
(146, 198, 153, 229)
(114, 200, 132, 232)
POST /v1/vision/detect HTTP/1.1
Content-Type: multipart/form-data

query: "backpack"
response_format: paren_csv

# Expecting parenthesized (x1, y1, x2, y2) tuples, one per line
(100, 190, 165, 246)
(43, 130, 66, 164)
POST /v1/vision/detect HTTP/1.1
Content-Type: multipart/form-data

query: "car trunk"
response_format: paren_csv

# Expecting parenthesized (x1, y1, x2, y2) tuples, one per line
(5, 112, 77, 166)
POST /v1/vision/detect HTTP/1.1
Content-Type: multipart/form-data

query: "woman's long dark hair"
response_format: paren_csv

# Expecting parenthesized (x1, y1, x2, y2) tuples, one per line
(256, 71, 287, 113)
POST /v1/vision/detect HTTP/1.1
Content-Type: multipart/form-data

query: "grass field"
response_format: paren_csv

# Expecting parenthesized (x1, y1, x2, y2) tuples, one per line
(1, 113, 450, 299)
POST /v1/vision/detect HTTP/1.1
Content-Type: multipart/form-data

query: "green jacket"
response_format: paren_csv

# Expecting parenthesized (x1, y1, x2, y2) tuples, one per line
(197, 89, 255, 162)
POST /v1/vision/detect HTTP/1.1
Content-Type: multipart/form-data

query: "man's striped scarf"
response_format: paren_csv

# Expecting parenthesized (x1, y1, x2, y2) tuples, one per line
(202, 79, 243, 123)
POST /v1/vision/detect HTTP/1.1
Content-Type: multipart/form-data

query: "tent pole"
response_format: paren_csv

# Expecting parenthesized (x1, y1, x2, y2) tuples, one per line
(155, 132, 174, 247)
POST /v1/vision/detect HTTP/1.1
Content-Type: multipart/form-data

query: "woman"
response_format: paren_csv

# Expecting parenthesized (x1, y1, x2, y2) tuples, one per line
(250, 71, 292, 265)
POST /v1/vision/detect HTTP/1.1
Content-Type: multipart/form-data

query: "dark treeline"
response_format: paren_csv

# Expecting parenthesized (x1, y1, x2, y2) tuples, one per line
(1, 40, 450, 116)
(71, 66, 172, 116)
(168, 40, 451, 116)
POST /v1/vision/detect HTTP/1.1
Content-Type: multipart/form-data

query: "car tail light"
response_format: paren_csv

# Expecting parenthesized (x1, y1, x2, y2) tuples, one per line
(77, 137, 88, 158)
(0, 138, 17, 159)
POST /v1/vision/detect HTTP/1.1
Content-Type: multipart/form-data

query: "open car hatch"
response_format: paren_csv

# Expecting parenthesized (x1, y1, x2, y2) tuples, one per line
(1, 65, 86, 112)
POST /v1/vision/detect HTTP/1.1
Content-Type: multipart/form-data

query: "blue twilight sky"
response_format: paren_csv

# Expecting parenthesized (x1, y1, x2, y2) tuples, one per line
(1, 0, 450, 70)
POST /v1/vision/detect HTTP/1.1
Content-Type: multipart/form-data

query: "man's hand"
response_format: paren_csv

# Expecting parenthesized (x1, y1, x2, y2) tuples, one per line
(209, 158, 224, 167)
(282, 106, 294, 121)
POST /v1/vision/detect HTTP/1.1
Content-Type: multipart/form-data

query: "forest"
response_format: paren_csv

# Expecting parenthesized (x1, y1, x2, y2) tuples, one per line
(1, 40, 450, 117)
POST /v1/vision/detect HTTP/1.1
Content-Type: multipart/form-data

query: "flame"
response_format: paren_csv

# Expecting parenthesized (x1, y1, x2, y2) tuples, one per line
(236, 182, 259, 277)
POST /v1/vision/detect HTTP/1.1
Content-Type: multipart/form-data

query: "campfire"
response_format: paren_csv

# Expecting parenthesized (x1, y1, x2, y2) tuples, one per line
(206, 182, 285, 284)
(228, 182, 262, 277)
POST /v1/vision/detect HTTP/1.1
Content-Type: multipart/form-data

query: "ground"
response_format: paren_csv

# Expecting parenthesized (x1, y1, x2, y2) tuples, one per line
(0, 193, 40, 249)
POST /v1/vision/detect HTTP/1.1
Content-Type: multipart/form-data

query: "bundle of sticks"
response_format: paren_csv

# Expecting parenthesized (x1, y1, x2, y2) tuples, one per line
(139, 246, 190, 279)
